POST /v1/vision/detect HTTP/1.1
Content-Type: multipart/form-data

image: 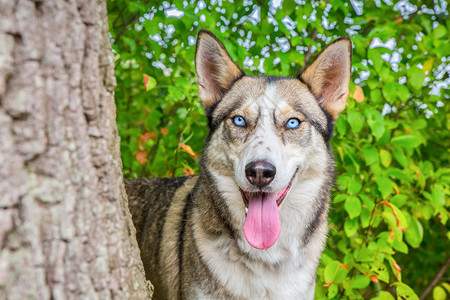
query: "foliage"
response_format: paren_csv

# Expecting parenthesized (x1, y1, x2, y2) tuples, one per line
(107, 0, 449, 299)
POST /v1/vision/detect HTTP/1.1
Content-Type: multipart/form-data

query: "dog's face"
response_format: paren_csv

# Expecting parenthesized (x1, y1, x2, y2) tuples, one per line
(195, 30, 351, 251)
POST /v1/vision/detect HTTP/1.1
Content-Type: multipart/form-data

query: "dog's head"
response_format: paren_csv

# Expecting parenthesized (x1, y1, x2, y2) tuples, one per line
(195, 30, 351, 250)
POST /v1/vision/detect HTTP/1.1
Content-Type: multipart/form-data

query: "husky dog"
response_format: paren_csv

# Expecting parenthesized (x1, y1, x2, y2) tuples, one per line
(126, 30, 352, 299)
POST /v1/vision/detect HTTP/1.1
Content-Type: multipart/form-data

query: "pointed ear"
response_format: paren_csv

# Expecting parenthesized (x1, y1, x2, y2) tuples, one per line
(299, 37, 352, 120)
(195, 30, 244, 113)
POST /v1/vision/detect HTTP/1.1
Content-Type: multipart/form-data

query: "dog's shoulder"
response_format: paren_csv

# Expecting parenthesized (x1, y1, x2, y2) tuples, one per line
(125, 176, 195, 243)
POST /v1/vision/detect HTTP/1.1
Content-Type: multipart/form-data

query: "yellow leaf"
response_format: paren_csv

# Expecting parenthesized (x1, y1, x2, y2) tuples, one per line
(423, 59, 434, 74)
(178, 143, 198, 160)
(143, 74, 156, 91)
(337, 146, 344, 161)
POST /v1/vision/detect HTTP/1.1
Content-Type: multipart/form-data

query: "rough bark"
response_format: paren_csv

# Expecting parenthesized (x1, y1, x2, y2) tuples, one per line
(0, 0, 152, 299)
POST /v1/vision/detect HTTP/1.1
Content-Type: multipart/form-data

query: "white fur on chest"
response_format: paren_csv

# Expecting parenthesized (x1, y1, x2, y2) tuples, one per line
(192, 224, 320, 300)
(192, 184, 327, 300)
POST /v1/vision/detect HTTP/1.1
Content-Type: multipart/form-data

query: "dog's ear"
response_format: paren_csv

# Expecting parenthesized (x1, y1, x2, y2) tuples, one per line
(299, 37, 352, 120)
(195, 30, 244, 113)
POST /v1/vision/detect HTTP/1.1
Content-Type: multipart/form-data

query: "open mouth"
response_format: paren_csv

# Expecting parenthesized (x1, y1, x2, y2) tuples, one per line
(240, 169, 297, 210)
(239, 169, 298, 250)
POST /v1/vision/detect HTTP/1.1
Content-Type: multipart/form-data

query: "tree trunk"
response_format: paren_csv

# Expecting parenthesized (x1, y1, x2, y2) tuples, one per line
(0, 0, 152, 299)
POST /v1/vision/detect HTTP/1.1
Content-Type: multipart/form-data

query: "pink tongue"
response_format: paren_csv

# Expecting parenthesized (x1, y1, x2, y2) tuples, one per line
(243, 193, 281, 250)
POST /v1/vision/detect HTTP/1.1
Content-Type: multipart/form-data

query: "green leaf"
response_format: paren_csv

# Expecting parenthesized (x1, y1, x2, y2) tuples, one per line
(433, 25, 448, 39)
(390, 194, 407, 208)
(368, 47, 384, 73)
(363, 145, 379, 166)
(396, 84, 411, 102)
(433, 286, 447, 300)
(411, 119, 427, 130)
(376, 176, 394, 198)
(174, 76, 190, 89)
(377, 128, 392, 148)
(327, 283, 338, 298)
(352, 275, 370, 289)
(127, 1, 148, 12)
(407, 67, 426, 91)
(333, 194, 347, 203)
(360, 208, 372, 228)
(360, 194, 375, 210)
(123, 37, 137, 52)
(168, 86, 183, 98)
(324, 260, 340, 283)
(386, 169, 412, 185)
(393, 239, 409, 253)
(383, 82, 410, 103)
(348, 110, 363, 133)
(344, 218, 358, 237)
(355, 246, 376, 263)
(422, 205, 434, 220)
(391, 135, 422, 148)
(379, 291, 395, 300)
(366, 109, 385, 140)
(370, 88, 383, 103)
(345, 196, 362, 219)
(334, 266, 349, 284)
(144, 19, 160, 35)
(431, 184, 446, 210)
(405, 217, 423, 248)
(280, 0, 296, 15)
(373, 262, 390, 283)
(348, 180, 362, 195)
(380, 149, 392, 167)
(336, 116, 347, 136)
(392, 282, 419, 300)
(392, 147, 408, 168)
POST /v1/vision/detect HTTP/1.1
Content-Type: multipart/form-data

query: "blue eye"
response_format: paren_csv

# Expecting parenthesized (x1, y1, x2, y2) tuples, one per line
(232, 116, 246, 127)
(286, 118, 300, 129)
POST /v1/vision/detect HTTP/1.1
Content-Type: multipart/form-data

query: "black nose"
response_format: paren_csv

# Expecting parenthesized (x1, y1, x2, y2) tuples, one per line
(245, 160, 276, 188)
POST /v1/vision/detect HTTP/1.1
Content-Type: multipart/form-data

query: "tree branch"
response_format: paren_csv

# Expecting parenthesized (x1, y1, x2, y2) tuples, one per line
(419, 257, 450, 300)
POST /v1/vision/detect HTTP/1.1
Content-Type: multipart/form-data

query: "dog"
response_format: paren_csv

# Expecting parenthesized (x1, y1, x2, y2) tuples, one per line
(125, 29, 352, 299)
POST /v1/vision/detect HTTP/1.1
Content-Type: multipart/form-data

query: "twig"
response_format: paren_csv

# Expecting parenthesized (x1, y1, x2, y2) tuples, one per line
(419, 257, 450, 300)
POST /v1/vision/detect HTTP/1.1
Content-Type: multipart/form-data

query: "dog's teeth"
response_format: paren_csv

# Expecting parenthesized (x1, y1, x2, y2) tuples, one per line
(245, 207, 248, 214)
